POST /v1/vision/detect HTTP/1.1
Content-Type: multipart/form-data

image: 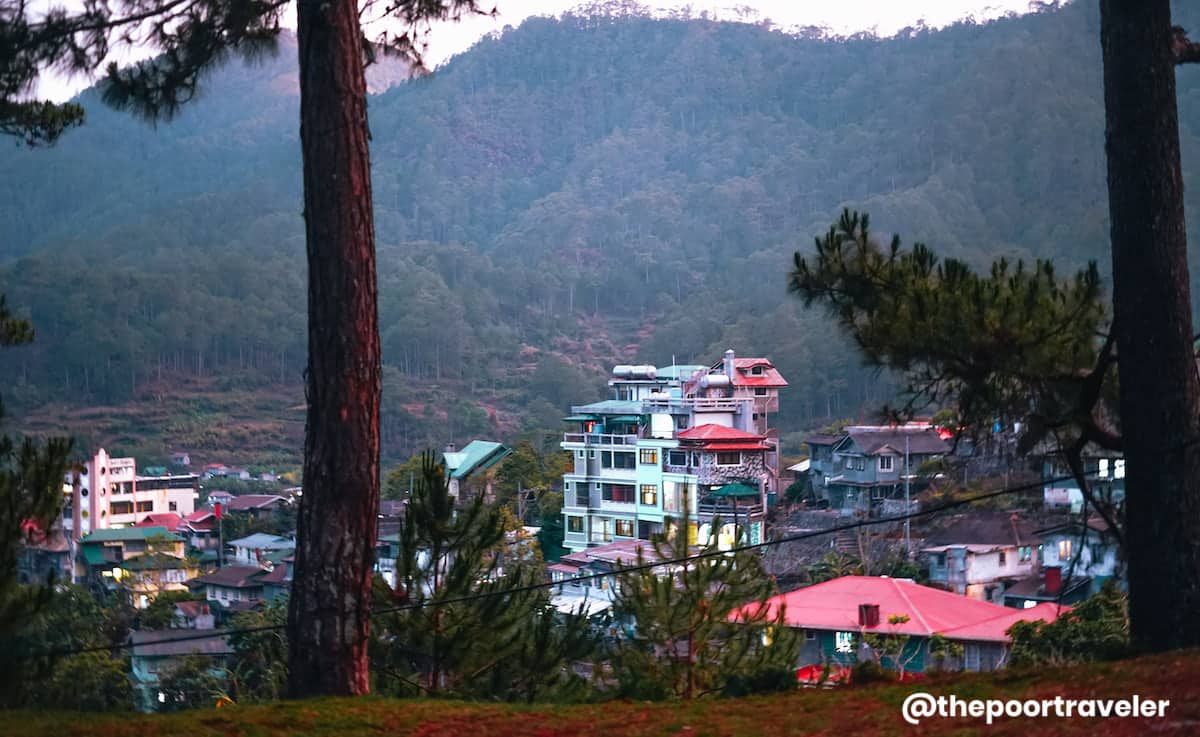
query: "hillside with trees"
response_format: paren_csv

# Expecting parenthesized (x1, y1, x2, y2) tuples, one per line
(2, 0, 1198, 465)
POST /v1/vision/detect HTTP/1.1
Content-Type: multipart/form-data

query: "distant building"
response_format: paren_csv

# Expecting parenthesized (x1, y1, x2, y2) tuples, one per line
(226, 532, 294, 568)
(188, 562, 290, 609)
(561, 350, 785, 553)
(129, 630, 231, 712)
(64, 449, 198, 541)
(77, 526, 198, 607)
(173, 600, 215, 630)
(443, 440, 512, 502)
(921, 512, 1041, 603)
(804, 424, 949, 513)
(1041, 451, 1125, 513)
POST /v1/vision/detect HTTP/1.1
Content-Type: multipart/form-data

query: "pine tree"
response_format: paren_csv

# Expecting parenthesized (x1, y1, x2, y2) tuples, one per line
(609, 509, 799, 700)
(2, 0, 491, 697)
(371, 451, 591, 699)
(0, 296, 72, 647)
(789, 210, 1122, 533)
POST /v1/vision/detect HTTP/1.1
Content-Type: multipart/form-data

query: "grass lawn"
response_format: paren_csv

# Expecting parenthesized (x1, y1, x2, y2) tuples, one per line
(4, 650, 1198, 736)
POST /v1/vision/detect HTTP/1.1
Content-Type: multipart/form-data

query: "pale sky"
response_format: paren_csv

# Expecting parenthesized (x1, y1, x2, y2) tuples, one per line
(35, 0, 1035, 101)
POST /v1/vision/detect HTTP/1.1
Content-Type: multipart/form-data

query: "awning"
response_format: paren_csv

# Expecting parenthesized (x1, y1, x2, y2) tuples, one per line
(606, 415, 644, 423)
(711, 483, 760, 498)
(563, 415, 599, 422)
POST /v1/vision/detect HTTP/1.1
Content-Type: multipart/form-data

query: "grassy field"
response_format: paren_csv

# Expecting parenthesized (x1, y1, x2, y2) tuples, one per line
(4, 650, 1197, 736)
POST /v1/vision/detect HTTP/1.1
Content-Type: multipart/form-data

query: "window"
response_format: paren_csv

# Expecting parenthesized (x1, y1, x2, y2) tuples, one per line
(998, 551, 1007, 566)
(1114, 459, 1126, 479)
(615, 519, 634, 537)
(716, 451, 741, 466)
(576, 450, 585, 459)
(568, 516, 583, 533)
(1099, 458, 1110, 477)
(136, 501, 154, 513)
(564, 481, 571, 491)
(1019, 546, 1032, 562)
(751, 365, 764, 375)
(835, 631, 854, 654)
(878, 455, 895, 472)
(605, 452, 635, 469)
(754, 387, 768, 396)
(109, 501, 134, 515)
(668, 450, 688, 466)
(935, 553, 946, 567)
(639, 449, 658, 465)
(805, 631, 817, 641)
(603, 484, 635, 503)
(588, 449, 596, 459)
(168, 501, 178, 512)
(640, 484, 658, 506)
(1058, 540, 1073, 561)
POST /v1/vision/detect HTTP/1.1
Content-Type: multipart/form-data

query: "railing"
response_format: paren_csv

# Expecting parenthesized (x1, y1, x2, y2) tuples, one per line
(562, 433, 640, 446)
(642, 396, 751, 412)
(697, 502, 764, 518)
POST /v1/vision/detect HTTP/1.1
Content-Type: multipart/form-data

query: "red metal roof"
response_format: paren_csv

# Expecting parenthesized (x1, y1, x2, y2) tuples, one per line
(731, 358, 789, 387)
(732, 576, 1068, 643)
(700, 442, 770, 452)
(676, 424, 765, 442)
(134, 513, 183, 532)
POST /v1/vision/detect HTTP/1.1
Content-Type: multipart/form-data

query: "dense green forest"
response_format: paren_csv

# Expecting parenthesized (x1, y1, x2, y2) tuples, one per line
(1, 0, 1198, 466)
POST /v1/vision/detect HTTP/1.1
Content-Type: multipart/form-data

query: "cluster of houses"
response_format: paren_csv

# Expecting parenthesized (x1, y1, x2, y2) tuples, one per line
(17, 348, 1132, 708)
(551, 350, 1126, 679)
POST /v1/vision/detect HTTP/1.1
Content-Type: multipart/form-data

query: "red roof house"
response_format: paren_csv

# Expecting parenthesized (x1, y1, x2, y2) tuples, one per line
(135, 513, 183, 533)
(730, 357, 789, 388)
(676, 424, 769, 451)
(733, 576, 1069, 673)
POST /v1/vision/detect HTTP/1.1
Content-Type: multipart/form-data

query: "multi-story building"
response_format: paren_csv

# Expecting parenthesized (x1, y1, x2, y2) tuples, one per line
(804, 424, 949, 513)
(65, 448, 199, 540)
(561, 350, 786, 553)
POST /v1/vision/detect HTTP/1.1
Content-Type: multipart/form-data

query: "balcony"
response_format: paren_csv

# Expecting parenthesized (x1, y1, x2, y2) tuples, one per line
(563, 433, 640, 447)
(641, 396, 751, 412)
(698, 502, 764, 519)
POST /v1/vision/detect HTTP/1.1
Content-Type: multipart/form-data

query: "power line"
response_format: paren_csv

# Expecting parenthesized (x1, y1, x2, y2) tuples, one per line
(23, 470, 1069, 660)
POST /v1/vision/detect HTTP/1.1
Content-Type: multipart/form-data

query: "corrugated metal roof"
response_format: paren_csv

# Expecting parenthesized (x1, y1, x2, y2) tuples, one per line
(81, 526, 183, 543)
(445, 440, 511, 480)
(732, 576, 1067, 642)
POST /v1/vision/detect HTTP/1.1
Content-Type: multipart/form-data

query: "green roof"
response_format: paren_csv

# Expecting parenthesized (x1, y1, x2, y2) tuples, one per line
(80, 526, 184, 543)
(710, 483, 761, 498)
(444, 440, 511, 480)
(81, 546, 108, 566)
(571, 400, 646, 416)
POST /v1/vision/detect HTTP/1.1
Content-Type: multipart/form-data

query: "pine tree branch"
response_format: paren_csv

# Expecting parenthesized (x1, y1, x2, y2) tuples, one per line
(1173, 26, 1200, 65)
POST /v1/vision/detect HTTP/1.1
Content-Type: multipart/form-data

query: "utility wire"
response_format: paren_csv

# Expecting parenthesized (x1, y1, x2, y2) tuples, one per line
(23, 470, 1069, 660)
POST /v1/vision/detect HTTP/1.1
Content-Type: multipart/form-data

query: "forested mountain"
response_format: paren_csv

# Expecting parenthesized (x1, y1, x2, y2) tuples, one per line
(2, 0, 1198, 466)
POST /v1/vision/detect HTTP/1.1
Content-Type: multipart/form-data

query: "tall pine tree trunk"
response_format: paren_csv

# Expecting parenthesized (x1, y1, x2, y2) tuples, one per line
(287, 0, 382, 696)
(1100, 0, 1200, 652)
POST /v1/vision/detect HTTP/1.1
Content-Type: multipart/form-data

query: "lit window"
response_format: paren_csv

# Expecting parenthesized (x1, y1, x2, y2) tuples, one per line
(835, 631, 854, 653)
(640, 485, 658, 506)
(1114, 459, 1126, 479)
(1058, 540, 1073, 561)
(567, 516, 583, 533)
(615, 519, 634, 537)
(639, 449, 658, 465)
(1099, 459, 1110, 477)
